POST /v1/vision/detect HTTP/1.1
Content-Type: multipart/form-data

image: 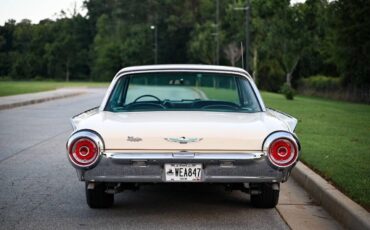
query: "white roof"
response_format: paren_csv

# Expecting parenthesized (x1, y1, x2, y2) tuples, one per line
(115, 64, 250, 78)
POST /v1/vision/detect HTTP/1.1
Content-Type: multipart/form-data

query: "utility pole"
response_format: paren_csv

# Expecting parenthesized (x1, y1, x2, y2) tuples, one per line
(234, 0, 251, 72)
(150, 25, 158, 64)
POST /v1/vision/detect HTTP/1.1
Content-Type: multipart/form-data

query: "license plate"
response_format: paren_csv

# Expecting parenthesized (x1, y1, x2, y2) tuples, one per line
(164, 163, 202, 182)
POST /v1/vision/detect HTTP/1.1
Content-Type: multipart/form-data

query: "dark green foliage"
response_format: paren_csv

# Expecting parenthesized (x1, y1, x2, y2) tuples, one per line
(279, 83, 295, 100)
(44, 16, 92, 81)
(328, 0, 370, 88)
(0, 15, 92, 81)
(0, 0, 368, 99)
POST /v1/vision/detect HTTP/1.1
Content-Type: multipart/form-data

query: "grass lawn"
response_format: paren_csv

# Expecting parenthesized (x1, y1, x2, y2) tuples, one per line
(199, 87, 239, 102)
(0, 81, 109, 97)
(262, 92, 370, 209)
(202, 87, 370, 209)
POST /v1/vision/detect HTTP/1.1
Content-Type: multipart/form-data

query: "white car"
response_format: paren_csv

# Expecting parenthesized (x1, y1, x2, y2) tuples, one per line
(67, 65, 300, 209)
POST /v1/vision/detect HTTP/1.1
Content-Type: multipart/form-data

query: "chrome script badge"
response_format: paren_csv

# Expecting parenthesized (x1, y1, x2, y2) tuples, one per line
(127, 136, 142, 142)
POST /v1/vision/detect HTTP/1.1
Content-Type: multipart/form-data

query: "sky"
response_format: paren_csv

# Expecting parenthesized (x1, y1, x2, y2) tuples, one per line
(0, 0, 306, 26)
(0, 0, 86, 25)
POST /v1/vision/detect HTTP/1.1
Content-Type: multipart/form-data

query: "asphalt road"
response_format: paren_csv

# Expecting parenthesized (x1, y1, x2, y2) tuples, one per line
(0, 89, 289, 230)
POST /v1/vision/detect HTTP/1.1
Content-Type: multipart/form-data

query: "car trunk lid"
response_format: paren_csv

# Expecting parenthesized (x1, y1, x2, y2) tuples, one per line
(75, 111, 289, 151)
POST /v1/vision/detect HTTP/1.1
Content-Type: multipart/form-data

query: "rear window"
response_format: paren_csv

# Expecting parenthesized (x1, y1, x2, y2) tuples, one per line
(105, 72, 261, 113)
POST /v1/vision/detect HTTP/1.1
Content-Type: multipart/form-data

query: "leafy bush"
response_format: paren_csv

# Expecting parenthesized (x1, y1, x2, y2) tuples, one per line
(300, 75, 342, 91)
(279, 83, 295, 100)
(298, 75, 369, 103)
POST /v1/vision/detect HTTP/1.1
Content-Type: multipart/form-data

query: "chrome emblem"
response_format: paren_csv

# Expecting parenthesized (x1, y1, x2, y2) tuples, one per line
(127, 136, 142, 142)
(164, 137, 203, 144)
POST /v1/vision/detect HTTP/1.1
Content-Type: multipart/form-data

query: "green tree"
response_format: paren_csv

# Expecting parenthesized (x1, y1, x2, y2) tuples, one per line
(45, 14, 91, 81)
(0, 20, 16, 77)
(329, 0, 370, 88)
(91, 14, 123, 81)
(10, 19, 36, 79)
(262, 1, 308, 87)
(188, 21, 219, 64)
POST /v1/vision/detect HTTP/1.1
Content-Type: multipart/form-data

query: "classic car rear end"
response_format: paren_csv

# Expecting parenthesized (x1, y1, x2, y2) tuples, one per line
(67, 65, 300, 209)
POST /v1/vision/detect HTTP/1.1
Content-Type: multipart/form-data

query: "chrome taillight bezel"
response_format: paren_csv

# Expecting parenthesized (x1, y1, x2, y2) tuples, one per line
(262, 131, 300, 168)
(66, 130, 104, 169)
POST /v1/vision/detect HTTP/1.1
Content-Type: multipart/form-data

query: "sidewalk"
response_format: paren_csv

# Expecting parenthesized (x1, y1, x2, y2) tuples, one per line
(291, 162, 370, 230)
(0, 87, 87, 110)
(278, 177, 342, 230)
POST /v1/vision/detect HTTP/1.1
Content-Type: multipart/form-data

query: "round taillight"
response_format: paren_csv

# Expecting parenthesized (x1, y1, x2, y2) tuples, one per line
(69, 138, 99, 167)
(268, 138, 298, 167)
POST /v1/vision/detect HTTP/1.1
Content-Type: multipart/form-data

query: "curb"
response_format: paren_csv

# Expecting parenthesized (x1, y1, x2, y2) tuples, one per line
(0, 90, 85, 111)
(291, 162, 370, 230)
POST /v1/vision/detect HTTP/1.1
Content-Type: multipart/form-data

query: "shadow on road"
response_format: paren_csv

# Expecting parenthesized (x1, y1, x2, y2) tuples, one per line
(113, 183, 250, 210)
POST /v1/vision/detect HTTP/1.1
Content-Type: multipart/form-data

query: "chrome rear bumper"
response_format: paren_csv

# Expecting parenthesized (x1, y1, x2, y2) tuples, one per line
(106, 151, 263, 163)
(77, 151, 292, 183)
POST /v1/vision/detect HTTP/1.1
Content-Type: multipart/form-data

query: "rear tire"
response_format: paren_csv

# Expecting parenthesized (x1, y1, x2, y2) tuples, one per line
(85, 182, 114, 208)
(250, 183, 279, 208)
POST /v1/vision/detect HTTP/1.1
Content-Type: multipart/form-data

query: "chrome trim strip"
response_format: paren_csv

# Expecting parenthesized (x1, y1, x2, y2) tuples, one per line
(90, 176, 163, 183)
(205, 176, 282, 183)
(207, 176, 277, 180)
(105, 152, 263, 161)
(85, 175, 283, 183)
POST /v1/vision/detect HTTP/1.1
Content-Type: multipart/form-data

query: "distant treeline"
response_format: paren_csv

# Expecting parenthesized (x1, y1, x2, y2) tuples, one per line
(0, 0, 369, 98)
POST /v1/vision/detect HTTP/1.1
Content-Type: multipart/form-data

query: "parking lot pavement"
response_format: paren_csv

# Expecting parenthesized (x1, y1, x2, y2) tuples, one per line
(0, 90, 340, 229)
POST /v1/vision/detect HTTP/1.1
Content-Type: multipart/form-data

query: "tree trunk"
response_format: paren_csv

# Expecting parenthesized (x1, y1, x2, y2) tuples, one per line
(252, 47, 258, 83)
(285, 57, 300, 87)
(286, 72, 292, 87)
(65, 59, 70, 82)
(231, 58, 235, 67)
